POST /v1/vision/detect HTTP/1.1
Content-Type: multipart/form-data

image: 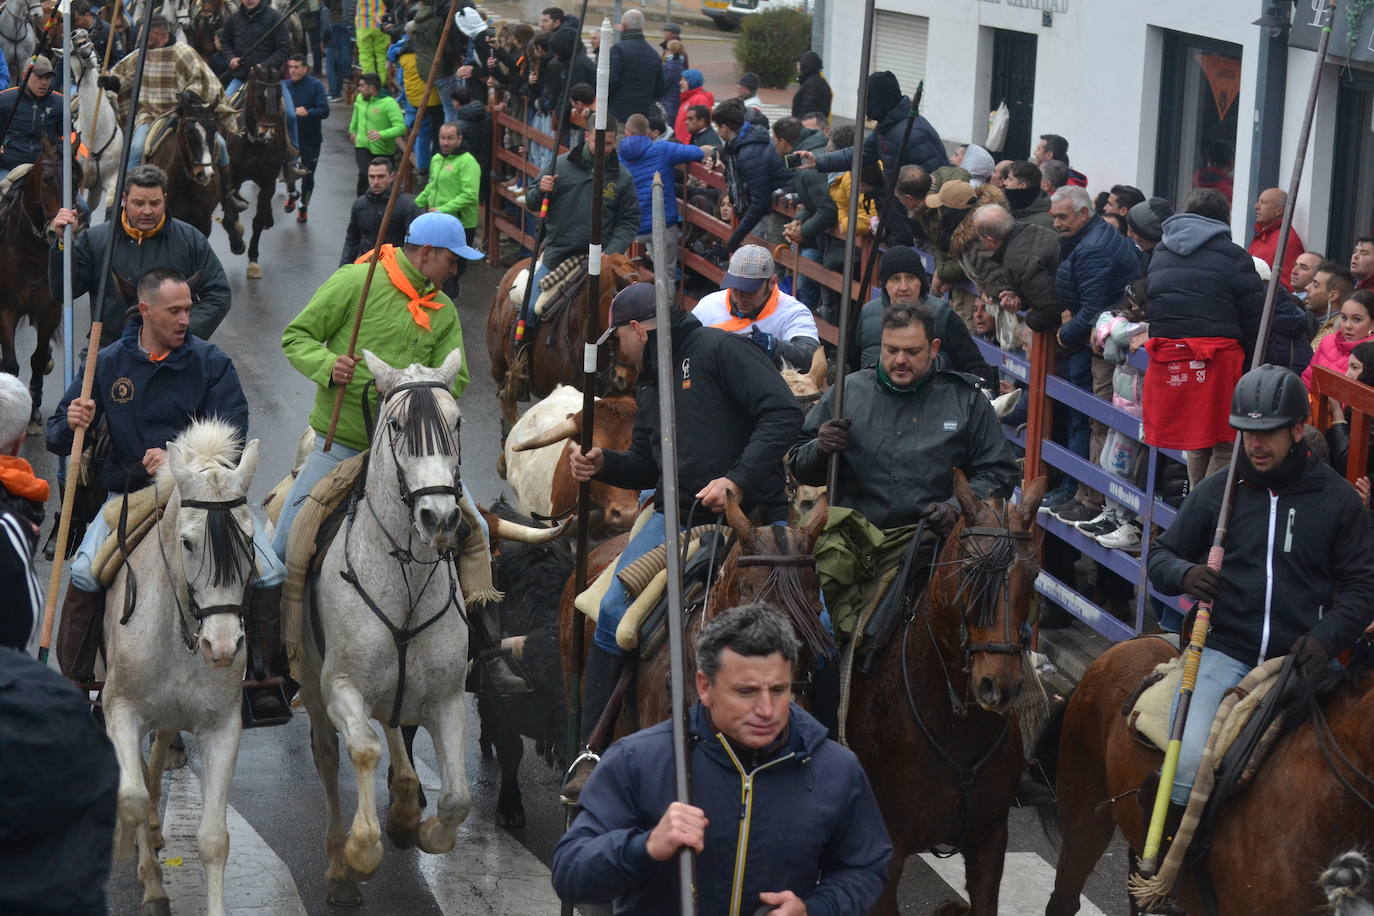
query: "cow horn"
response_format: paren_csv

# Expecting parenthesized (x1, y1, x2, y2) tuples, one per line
(490, 516, 570, 543)
(511, 415, 581, 451)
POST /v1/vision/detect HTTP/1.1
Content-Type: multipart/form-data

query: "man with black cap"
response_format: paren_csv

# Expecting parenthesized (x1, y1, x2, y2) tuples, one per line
(1146, 363, 1374, 855)
(0, 55, 62, 184)
(791, 70, 948, 176)
(566, 282, 803, 771)
(735, 71, 763, 112)
(692, 244, 820, 369)
(1126, 196, 1174, 265)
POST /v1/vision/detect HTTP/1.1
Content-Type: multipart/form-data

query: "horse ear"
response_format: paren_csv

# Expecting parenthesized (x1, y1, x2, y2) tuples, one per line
(437, 347, 464, 388)
(235, 438, 259, 490)
(361, 349, 397, 393)
(801, 490, 829, 548)
(185, 269, 203, 291)
(723, 489, 754, 545)
(952, 469, 982, 523)
(1016, 476, 1048, 526)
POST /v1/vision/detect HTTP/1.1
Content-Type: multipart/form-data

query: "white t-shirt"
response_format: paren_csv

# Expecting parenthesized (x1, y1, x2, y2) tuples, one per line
(692, 288, 819, 344)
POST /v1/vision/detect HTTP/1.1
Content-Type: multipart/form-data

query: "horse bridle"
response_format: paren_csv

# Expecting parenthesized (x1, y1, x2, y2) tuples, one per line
(956, 524, 1034, 660)
(153, 495, 255, 653)
(377, 379, 464, 510)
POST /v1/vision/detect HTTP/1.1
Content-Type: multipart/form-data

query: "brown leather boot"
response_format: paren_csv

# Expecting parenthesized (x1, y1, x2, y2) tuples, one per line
(55, 586, 106, 684)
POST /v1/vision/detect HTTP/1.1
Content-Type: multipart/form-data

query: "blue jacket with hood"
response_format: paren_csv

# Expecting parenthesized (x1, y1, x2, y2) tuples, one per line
(1146, 212, 1266, 357)
(46, 318, 248, 493)
(551, 702, 891, 915)
(617, 133, 705, 234)
(1055, 213, 1144, 350)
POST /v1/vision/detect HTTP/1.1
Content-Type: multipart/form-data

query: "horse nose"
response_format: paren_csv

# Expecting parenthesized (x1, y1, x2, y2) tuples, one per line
(200, 632, 239, 667)
(420, 504, 462, 537)
(976, 677, 1004, 711)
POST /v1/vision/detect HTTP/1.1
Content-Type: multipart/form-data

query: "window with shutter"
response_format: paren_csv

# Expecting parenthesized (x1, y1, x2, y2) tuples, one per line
(870, 10, 928, 100)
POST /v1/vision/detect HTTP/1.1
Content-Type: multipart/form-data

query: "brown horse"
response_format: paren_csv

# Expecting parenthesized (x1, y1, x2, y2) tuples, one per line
(0, 136, 75, 430)
(844, 473, 1046, 915)
(486, 253, 642, 430)
(185, 0, 227, 64)
(226, 64, 288, 275)
(1038, 637, 1374, 915)
(149, 91, 232, 244)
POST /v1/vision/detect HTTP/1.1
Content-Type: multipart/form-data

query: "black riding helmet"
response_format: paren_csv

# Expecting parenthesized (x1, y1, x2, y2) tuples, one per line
(1229, 364, 1309, 431)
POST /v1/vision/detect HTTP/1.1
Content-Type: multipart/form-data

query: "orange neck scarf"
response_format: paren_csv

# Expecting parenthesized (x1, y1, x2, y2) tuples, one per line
(356, 245, 443, 331)
(0, 455, 50, 502)
(715, 285, 780, 332)
(121, 211, 167, 244)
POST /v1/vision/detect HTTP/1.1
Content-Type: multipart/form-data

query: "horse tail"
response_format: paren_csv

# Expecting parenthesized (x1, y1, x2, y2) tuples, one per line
(1321, 851, 1374, 916)
(1029, 689, 1071, 842)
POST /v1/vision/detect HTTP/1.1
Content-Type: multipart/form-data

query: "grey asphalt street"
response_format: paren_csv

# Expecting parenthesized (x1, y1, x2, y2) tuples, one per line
(21, 102, 1131, 915)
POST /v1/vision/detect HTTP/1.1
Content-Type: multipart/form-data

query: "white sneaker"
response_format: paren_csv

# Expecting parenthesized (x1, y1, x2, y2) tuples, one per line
(1097, 520, 1142, 551)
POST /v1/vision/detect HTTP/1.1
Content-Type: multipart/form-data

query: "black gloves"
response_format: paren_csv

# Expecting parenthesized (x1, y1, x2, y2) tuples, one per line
(748, 327, 778, 358)
(1289, 633, 1330, 678)
(98, 75, 121, 92)
(1182, 565, 1222, 603)
(923, 502, 960, 537)
(816, 418, 850, 454)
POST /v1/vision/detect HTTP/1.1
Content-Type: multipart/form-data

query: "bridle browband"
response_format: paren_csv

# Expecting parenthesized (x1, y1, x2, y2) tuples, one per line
(378, 379, 463, 507)
(958, 525, 1033, 657)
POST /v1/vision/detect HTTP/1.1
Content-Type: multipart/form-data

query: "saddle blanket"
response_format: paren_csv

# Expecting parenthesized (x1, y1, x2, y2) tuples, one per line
(92, 478, 173, 588)
(1127, 654, 1281, 764)
(505, 255, 589, 322)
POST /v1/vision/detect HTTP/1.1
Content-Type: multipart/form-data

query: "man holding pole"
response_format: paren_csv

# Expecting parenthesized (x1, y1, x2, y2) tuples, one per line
(551, 602, 892, 914)
(1146, 364, 1374, 850)
(0, 56, 62, 184)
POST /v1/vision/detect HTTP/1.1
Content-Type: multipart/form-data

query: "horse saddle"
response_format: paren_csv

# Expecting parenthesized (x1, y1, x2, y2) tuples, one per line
(0, 162, 34, 211)
(143, 112, 176, 162)
(507, 256, 589, 331)
(91, 479, 173, 588)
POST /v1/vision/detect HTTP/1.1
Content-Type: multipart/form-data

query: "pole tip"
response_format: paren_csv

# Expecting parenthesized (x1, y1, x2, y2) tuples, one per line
(653, 172, 663, 187)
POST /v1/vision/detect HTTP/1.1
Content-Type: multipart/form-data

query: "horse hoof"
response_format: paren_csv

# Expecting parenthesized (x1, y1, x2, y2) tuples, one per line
(417, 816, 456, 855)
(246, 262, 263, 280)
(140, 898, 171, 916)
(495, 808, 526, 830)
(325, 877, 363, 907)
(343, 835, 383, 878)
(933, 901, 971, 916)
(386, 814, 420, 850)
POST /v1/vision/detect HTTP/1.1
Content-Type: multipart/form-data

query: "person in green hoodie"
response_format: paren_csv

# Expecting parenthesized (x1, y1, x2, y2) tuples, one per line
(348, 73, 406, 195)
(275, 212, 483, 562)
(416, 123, 481, 238)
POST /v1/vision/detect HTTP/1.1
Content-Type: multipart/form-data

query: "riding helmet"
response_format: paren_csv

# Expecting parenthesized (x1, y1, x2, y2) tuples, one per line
(1229, 364, 1309, 431)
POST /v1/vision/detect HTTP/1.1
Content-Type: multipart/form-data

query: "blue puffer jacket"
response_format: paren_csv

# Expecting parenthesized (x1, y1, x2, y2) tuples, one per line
(617, 133, 705, 233)
(46, 319, 249, 493)
(551, 702, 892, 915)
(724, 120, 792, 249)
(1056, 214, 1144, 350)
(608, 30, 665, 122)
(1146, 212, 1266, 359)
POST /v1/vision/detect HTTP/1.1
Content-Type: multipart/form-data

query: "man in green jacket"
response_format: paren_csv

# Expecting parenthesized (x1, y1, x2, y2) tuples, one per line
(349, 73, 406, 195)
(522, 117, 640, 338)
(275, 212, 482, 561)
(416, 123, 481, 236)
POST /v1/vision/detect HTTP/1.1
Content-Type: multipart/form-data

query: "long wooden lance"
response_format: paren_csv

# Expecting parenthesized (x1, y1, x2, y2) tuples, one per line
(99, 0, 123, 72)
(1137, 0, 1336, 882)
(567, 14, 614, 762)
(62, 0, 75, 386)
(323, 0, 464, 451)
(824, 0, 877, 498)
(653, 171, 697, 915)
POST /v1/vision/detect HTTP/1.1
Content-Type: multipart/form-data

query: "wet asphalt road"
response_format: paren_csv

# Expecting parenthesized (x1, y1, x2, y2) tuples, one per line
(22, 101, 1131, 915)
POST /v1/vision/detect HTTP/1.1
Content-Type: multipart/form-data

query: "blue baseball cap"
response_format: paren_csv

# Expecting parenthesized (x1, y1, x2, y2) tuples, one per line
(405, 212, 484, 260)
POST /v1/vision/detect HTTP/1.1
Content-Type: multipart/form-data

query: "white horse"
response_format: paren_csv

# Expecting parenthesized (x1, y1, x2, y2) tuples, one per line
(0, 0, 39, 82)
(125, 0, 191, 42)
(294, 349, 563, 906)
(69, 28, 122, 211)
(102, 419, 260, 916)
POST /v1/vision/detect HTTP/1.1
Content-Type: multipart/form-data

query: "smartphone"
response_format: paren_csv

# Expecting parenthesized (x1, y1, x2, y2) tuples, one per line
(783, 152, 802, 169)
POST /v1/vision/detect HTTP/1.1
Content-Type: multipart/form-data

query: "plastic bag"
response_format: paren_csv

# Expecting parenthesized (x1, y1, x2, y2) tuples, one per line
(986, 101, 1010, 153)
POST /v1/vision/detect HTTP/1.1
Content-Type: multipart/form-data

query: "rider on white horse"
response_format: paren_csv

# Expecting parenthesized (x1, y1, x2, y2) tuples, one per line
(48, 268, 286, 717)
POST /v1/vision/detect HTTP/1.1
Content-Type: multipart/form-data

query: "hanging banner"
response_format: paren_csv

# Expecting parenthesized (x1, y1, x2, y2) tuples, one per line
(1291, 0, 1374, 65)
(1194, 52, 1240, 122)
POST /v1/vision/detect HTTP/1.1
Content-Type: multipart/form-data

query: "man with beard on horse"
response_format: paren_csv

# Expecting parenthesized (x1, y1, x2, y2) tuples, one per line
(47, 268, 289, 716)
(0, 55, 61, 186)
(787, 300, 1018, 669)
(691, 244, 821, 371)
(566, 282, 804, 780)
(521, 114, 639, 343)
(1145, 364, 1374, 858)
(51, 164, 232, 347)
(277, 212, 529, 693)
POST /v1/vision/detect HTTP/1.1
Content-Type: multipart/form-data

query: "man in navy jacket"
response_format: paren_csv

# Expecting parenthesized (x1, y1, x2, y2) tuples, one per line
(552, 603, 891, 914)
(286, 53, 330, 220)
(608, 9, 664, 122)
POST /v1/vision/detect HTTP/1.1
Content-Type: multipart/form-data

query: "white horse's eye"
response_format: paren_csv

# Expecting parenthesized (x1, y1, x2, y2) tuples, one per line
(181, 535, 193, 551)
(387, 416, 402, 431)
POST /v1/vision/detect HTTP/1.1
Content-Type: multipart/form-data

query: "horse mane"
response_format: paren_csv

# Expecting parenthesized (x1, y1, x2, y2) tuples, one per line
(749, 526, 835, 665)
(392, 384, 458, 457)
(160, 418, 254, 588)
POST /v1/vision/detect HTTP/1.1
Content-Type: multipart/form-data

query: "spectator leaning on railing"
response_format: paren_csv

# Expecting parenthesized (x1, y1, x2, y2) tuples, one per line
(712, 98, 791, 251)
(962, 202, 1061, 352)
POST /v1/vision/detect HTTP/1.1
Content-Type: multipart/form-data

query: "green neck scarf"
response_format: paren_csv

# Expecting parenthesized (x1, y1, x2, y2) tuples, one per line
(876, 361, 933, 394)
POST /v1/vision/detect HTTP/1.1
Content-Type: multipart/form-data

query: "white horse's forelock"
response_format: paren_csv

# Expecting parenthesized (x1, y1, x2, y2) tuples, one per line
(165, 417, 242, 473)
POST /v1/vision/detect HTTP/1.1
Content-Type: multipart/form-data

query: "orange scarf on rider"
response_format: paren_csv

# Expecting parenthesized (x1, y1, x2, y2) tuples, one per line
(354, 244, 443, 331)
(0, 455, 49, 503)
(713, 285, 780, 332)
(121, 211, 167, 244)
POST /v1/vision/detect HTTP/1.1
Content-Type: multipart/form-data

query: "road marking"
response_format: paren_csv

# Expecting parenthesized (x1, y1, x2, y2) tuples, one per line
(157, 767, 308, 916)
(412, 757, 564, 915)
(919, 851, 1106, 916)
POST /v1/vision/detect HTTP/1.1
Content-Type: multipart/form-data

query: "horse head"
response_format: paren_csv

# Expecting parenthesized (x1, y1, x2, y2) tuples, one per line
(363, 347, 468, 552)
(247, 63, 283, 138)
(936, 471, 1046, 714)
(165, 420, 260, 668)
(30, 136, 77, 240)
(176, 90, 217, 184)
(717, 491, 835, 687)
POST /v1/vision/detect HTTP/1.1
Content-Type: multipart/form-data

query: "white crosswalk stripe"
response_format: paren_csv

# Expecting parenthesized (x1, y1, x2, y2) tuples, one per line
(157, 767, 308, 916)
(756, 102, 792, 125)
(919, 851, 1107, 916)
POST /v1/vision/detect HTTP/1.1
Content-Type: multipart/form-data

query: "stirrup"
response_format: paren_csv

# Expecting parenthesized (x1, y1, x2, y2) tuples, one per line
(559, 748, 601, 807)
(241, 676, 292, 728)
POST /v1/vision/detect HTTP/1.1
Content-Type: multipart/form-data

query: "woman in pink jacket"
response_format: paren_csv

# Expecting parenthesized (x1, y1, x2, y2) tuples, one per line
(1303, 288, 1374, 420)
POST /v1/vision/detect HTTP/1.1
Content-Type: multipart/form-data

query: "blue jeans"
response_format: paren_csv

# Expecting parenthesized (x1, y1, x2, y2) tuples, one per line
(72, 495, 285, 592)
(1166, 648, 1252, 804)
(796, 244, 823, 309)
(323, 14, 353, 97)
(520, 258, 554, 337)
(128, 122, 229, 169)
(435, 74, 460, 125)
(226, 78, 300, 150)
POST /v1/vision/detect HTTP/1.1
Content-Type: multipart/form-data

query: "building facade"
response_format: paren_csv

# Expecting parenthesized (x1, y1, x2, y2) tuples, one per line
(822, 0, 1374, 260)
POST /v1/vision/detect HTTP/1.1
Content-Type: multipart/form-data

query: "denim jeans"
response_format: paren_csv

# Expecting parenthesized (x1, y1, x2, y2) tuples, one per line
(435, 74, 460, 125)
(72, 495, 286, 592)
(129, 122, 229, 169)
(1166, 648, 1252, 803)
(635, 223, 680, 285)
(324, 15, 353, 97)
(226, 78, 300, 150)
(796, 244, 823, 309)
